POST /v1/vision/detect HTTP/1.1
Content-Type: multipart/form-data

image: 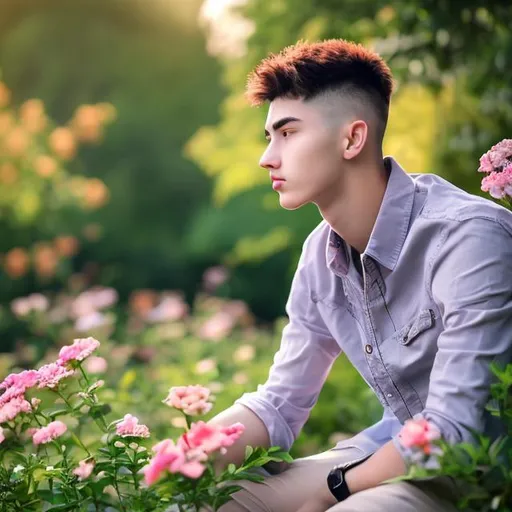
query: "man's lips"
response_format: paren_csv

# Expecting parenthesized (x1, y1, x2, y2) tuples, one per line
(271, 177, 285, 190)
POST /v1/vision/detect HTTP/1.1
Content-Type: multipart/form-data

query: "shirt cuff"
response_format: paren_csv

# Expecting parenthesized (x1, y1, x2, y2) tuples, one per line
(235, 392, 295, 452)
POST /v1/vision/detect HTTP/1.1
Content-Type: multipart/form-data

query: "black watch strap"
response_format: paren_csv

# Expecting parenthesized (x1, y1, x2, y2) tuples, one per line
(327, 453, 373, 502)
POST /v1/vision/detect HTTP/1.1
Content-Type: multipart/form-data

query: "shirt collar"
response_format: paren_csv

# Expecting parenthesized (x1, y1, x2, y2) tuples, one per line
(326, 156, 415, 273)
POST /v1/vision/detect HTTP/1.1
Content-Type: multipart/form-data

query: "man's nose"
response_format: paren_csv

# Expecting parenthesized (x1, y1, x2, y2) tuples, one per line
(259, 146, 280, 170)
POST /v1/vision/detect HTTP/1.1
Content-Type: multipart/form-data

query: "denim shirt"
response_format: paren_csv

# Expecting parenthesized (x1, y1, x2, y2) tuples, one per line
(235, 156, 512, 466)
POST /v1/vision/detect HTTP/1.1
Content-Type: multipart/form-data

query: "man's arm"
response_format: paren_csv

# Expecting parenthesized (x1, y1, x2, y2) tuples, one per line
(297, 441, 405, 511)
(300, 216, 512, 511)
(210, 231, 341, 473)
(208, 403, 271, 472)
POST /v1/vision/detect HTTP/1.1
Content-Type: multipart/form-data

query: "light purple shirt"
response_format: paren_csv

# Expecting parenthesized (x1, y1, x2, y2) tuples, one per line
(236, 156, 512, 466)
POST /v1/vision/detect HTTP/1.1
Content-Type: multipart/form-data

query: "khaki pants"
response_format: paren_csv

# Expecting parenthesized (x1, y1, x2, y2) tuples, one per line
(218, 446, 462, 512)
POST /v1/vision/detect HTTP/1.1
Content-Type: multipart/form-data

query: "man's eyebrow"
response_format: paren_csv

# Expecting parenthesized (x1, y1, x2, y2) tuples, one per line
(264, 116, 302, 137)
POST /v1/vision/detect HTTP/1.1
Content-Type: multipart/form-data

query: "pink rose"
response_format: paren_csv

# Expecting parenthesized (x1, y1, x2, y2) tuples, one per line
(481, 165, 512, 200)
(32, 420, 67, 445)
(0, 370, 39, 406)
(198, 312, 234, 341)
(399, 418, 440, 454)
(179, 421, 244, 455)
(73, 459, 95, 480)
(37, 362, 75, 389)
(57, 337, 100, 365)
(115, 414, 150, 438)
(0, 396, 32, 423)
(163, 385, 213, 416)
(143, 439, 206, 485)
(84, 356, 108, 374)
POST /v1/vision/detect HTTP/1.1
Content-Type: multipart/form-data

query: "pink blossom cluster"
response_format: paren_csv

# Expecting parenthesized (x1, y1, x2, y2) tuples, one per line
(163, 385, 213, 416)
(10, 293, 49, 317)
(115, 414, 150, 438)
(481, 165, 512, 200)
(0, 370, 39, 406)
(0, 396, 31, 423)
(144, 293, 189, 324)
(37, 363, 75, 389)
(71, 286, 118, 318)
(478, 139, 512, 173)
(143, 421, 245, 486)
(57, 337, 100, 365)
(73, 459, 95, 480)
(399, 418, 440, 455)
(0, 337, 100, 444)
(32, 420, 68, 445)
(478, 139, 512, 200)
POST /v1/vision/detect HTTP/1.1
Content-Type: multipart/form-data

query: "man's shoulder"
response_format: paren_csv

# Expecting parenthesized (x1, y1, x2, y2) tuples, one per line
(412, 172, 512, 235)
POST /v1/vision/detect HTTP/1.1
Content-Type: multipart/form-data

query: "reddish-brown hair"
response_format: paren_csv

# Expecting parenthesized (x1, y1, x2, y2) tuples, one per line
(246, 39, 394, 125)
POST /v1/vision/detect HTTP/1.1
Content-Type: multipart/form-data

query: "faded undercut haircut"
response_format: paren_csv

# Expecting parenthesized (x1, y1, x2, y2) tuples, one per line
(245, 39, 394, 141)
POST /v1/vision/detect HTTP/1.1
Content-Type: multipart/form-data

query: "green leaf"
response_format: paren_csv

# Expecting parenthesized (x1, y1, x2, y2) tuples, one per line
(244, 445, 254, 459)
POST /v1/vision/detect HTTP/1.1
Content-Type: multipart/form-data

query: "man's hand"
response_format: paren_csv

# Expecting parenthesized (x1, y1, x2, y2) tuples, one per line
(295, 481, 337, 512)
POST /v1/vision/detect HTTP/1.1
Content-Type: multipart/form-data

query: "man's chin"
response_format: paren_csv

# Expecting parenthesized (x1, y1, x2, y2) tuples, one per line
(278, 194, 308, 211)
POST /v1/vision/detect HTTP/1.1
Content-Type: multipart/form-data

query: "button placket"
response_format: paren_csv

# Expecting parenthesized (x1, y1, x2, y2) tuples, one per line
(361, 258, 412, 421)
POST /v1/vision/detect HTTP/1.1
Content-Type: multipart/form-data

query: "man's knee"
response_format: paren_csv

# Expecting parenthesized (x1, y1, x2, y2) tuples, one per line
(328, 480, 459, 512)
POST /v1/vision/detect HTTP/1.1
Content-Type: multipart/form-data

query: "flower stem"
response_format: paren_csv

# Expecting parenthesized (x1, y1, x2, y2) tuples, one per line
(56, 389, 75, 410)
(112, 466, 126, 512)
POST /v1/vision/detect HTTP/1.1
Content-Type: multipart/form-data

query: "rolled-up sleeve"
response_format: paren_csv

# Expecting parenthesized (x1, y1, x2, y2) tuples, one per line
(235, 237, 341, 451)
(393, 217, 512, 467)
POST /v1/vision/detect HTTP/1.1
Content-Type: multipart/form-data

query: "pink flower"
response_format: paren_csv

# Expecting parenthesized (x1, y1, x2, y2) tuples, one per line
(220, 422, 245, 447)
(478, 152, 494, 173)
(71, 287, 118, 318)
(199, 312, 234, 341)
(195, 358, 217, 375)
(57, 337, 100, 365)
(203, 266, 229, 292)
(179, 421, 244, 455)
(478, 139, 512, 173)
(399, 418, 440, 454)
(115, 414, 150, 438)
(143, 439, 206, 485)
(84, 356, 108, 374)
(0, 427, 4, 444)
(10, 294, 49, 317)
(73, 459, 95, 480)
(74, 311, 110, 333)
(0, 396, 32, 423)
(163, 385, 213, 416)
(37, 362, 75, 389)
(145, 294, 189, 323)
(32, 420, 67, 445)
(481, 165, 512, 200)
(0, 370, 39, 406)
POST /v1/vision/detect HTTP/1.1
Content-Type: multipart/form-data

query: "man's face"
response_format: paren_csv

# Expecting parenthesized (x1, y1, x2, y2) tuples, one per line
(260, 96, 346, 210)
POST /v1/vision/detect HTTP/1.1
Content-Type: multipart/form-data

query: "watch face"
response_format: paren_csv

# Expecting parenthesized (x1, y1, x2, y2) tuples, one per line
(327, 468, 343, 490)
(327, 468, 349, 502)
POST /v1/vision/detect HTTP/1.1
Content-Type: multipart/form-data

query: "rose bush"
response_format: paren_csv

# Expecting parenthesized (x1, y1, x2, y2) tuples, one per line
(0, 336, 292, 511)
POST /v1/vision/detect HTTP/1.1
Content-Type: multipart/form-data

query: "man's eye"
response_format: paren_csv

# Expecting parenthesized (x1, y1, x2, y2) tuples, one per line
(282, 130, 292, 138)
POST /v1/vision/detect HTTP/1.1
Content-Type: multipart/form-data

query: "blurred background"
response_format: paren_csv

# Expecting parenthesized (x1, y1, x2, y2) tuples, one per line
(0, 0, 511, 457)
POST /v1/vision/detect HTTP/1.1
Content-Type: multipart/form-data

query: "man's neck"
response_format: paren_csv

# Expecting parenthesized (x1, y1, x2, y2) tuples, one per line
(319, 158, 390, 254)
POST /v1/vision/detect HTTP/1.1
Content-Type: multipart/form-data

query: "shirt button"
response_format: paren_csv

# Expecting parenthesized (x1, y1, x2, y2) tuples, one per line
(387, 393, 393, 398)
(365, 344, 373, 354)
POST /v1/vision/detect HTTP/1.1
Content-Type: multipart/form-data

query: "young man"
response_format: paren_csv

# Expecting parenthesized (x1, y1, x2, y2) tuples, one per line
(208, 39, 512, 511)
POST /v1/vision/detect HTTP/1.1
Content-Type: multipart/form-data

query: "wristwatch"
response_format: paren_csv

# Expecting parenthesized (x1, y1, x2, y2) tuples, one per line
(327, 453, 373, 502)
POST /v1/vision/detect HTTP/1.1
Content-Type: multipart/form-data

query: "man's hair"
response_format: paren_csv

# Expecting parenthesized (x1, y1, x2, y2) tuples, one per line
(246, 39, 394, 133)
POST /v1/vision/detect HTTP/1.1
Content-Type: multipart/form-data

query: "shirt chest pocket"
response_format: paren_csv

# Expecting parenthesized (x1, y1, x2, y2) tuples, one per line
(394, 309, 436, 345)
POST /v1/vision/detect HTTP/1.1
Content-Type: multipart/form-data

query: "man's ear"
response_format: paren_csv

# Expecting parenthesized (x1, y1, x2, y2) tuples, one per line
(342, 120, 368, 160)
